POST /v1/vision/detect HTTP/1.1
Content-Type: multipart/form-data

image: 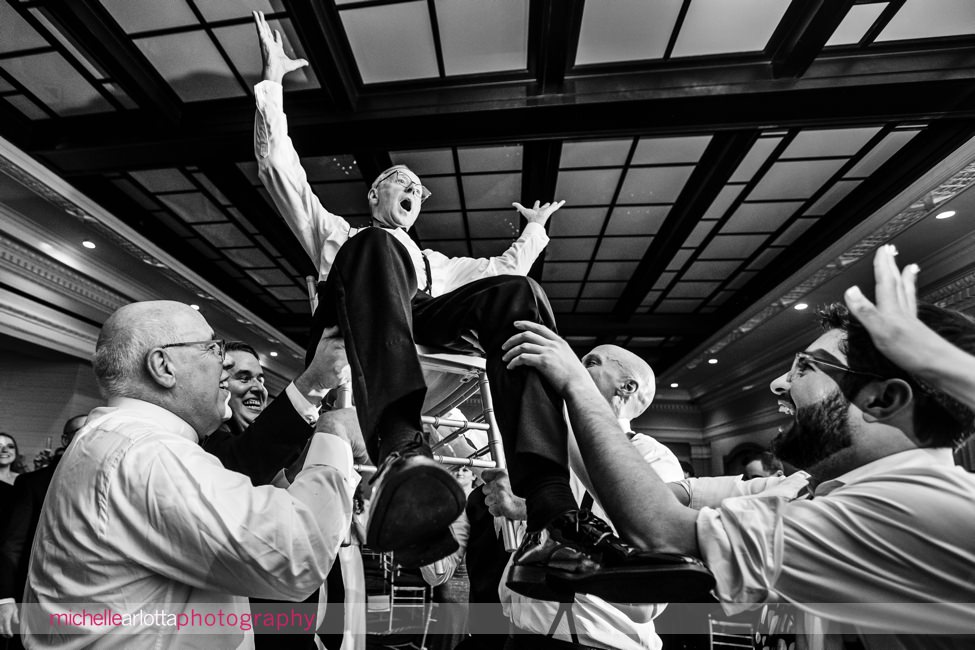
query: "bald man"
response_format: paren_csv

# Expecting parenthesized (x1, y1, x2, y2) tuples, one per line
(489, 345, 698, 649)
(22, 301, 358, 649)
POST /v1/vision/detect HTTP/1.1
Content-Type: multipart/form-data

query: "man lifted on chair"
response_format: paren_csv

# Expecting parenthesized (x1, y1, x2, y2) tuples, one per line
(252, 12, 707, 603)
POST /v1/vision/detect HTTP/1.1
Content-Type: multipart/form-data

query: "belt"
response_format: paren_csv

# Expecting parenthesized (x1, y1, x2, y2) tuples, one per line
(508, 628, 603, 650)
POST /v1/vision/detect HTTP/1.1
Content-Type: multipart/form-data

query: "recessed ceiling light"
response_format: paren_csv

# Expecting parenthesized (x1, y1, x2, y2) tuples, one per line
(82, 240, 96, 249)
(708, 358, 718, 365)
(269, 351, 278, 357)
(794, 302, 808, 311)
(935, 210, 956, 220)
(189, 304, 200, 311)
(743, 384, 754, 391)
(670, 382, 679, 388)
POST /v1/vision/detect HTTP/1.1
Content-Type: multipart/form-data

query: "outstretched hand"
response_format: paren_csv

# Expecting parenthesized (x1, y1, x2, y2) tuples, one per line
(316, 407, 369, 464)
(501, 320, 591, 395)
(254, 11, 308, 84)
(295, 326, 351, 402)
(844, 244, 926, 373)
(513, 200, 566, 227)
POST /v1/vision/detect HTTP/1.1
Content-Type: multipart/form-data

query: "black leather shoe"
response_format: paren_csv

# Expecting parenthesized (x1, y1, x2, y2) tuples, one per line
(366, 435, 465, 558)
(506, 509, 714, 603)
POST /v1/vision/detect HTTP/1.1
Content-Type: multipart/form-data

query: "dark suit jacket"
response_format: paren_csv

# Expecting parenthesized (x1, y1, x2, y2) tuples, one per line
(0, 462, 59, 602)
(202, 393, 314, 486)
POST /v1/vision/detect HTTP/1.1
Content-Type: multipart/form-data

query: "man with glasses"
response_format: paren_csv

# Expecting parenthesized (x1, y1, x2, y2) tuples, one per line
(252, 10, 603, 580)
(22, 301, 361, 648)
(501, 246, 975, 648)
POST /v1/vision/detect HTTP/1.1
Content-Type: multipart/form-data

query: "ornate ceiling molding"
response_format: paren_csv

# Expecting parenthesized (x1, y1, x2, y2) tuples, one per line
(683, 158, 975, 372)
(0, 232, 128, 316)
(0, 289, 98, 360)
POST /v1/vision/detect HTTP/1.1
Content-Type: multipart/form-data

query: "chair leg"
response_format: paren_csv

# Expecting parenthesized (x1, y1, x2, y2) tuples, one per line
(477, 370, 519, 551)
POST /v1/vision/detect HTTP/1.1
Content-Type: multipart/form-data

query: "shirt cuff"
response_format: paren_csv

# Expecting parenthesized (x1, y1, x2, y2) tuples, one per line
(0, 597, 14, 606)
(302, 432, 355, 484)
(285, 381, 320, 425)
(522, 221, 548, 241)
(254, 79, 283, 102)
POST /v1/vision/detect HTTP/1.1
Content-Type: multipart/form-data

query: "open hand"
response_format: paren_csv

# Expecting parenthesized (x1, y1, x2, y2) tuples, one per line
(254, 11, 308, 84)
(296, 326, 351, 402)
(844, 244, 926, 372)
(513, 200, 566, 227)
(502, 320, 591, 395)
(0, 602, 18, 638)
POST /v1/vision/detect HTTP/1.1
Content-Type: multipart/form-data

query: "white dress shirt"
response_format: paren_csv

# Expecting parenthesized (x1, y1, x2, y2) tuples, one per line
(22, 398, 356, 649)
(254, 81, 549, 295)
(696, 447, 975, 650)
(501, 424, 685, 650)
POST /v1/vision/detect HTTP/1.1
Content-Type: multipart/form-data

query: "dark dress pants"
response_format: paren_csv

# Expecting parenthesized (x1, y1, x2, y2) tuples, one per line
(308, 227, 568, 485)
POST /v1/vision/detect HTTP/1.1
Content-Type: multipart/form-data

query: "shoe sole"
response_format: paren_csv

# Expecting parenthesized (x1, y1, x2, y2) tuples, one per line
(547, 563, 716, 603)
(366, 463, 465, 551)
(506, 565, 576, 602)
(391, 531, 460, 569)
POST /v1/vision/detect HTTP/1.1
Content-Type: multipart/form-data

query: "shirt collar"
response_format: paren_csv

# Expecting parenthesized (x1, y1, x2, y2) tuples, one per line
(103, 397, 200, 443)
(813, 446, 955, 497)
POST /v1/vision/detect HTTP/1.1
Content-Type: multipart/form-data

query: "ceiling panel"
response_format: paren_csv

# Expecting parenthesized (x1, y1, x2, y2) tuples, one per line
(193, 223, 253, 248)
(134, 31, 245, 101)
(436, 0, 528, 76)
(549, 207, 608, 237)
(681, 260, 743, 281)
(561, 139, 632, 168)
(419, 176, 461, 211)
(340, 1, 439, 83)
(158, 192, 226, 223)
(665, 249, 694, 271)
(666, 281, 721, 298)
(804, 179, 861, 215)
(422, 240, 468, 257)
(0, 53, 111, 115)
(580, 282, 626, 299)
(720, 201, 803, 233)
(467, 210, 521, 238)
(594, 236, 651, 260)
(846, 130, 920, 177)
(876, 0, 975, 41)
(542, 283, 582, 299)
(700, 185, 746, 221)
(826, 3, 889, 47)
(631, 135, 712, 165)
(588, 261, 639, 282)
(699, 234, 768, 259)
(781, 127, 881, 159)
(575, 0, 683, 65)
(543, 262, 589, 282)
(730, 137, 783, 182)
(748, 159, 847, 201)
(554, 169, 622, 205)
(130, 169, 195, 193)
(671, 0, 790, 57)
(575, 299, 616, 313)
(457, 145, 523, 173)
(3, 96, 49, 120)
(310, 181, 369, 214)
(604, 205, 669, 236)
(0, 3, 48, 53)
(462, 173, 521, 209)
(100, 0, 198, 34)
(546, 238, 598, 261)
(617, 166, 694, 204)
(195, 0, 284, 22)
(391, 149, 456, 176)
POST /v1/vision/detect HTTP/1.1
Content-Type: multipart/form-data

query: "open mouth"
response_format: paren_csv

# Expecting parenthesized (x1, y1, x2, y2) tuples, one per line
(777, 399, 796, 416)
(400, 197, 413, 212)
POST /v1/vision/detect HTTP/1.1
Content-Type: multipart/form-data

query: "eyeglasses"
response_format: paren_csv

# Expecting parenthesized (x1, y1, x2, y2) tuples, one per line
(161, 339, 226, 360)
(786, 352, 883, 383)
(375, 169, 431, 203)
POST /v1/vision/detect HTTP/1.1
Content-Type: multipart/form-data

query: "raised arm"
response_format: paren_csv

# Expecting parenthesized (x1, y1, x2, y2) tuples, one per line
(434, 200, 564, 292)
(501, 321, 699, 554)
(253, 11, 351, 273)
(845, 244, 975, 414)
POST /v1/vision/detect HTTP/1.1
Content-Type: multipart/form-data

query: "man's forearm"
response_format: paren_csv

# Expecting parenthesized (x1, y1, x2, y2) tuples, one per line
(563, 380, 699, 555)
